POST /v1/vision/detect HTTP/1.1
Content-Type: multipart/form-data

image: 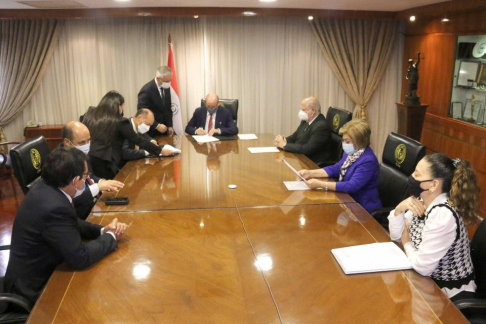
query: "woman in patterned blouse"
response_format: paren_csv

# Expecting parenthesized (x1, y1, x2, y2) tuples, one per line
(388, 153, 480, 300)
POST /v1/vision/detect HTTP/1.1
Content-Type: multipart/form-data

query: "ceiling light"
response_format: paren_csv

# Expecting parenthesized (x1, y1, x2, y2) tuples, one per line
(115, 0, 131, 2)
(441, 17, 450, 23)
(194, 15, 199, 19)
(259, 0, 277, 2)
(308, 16, 314, 21)
(409, 16, 416, 22)
(243, 11, 256, 16)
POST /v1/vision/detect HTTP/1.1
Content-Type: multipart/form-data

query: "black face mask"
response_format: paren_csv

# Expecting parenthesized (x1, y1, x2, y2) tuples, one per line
(408, 175, 434, 198)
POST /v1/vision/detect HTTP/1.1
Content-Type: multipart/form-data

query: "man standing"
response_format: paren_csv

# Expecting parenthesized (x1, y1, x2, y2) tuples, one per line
(274, 97, 331, 165)
(185, 93, 238, 136)
(3, 147, 128, 308)
(138, 66, 174, 137)
(61, 121, 124, 220)
(121, 108, 158, 167)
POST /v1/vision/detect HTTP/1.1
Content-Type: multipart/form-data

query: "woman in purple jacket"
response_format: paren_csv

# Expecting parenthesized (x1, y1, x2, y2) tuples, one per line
(299, 118, 382, 214)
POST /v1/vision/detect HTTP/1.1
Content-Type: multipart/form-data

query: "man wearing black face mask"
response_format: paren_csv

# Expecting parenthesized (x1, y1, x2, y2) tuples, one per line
(3, 148, 128, 309)
(185, 93, 238, 136)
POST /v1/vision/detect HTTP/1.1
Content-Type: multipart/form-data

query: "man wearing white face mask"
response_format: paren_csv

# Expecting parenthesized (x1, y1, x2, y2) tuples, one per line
(61, 121, 124, 219)
(274, 97, 331, 165)
(138, 66, 174, 137)
(4, 147, 128, 308)
(120, 108, 158, 167)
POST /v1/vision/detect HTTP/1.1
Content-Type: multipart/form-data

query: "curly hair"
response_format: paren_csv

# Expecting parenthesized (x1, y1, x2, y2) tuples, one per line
(424, 154, 480, 224)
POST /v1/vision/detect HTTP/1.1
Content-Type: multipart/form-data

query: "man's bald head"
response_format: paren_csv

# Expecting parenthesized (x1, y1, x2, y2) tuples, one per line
(205, 93, 219, 108)
(301, 97, 321, 113)
(135, 108, 155, 127)
(63, 121, 91, 148)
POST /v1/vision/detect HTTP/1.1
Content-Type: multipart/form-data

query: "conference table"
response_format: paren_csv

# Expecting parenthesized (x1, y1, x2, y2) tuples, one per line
(28, 134, 467, 323)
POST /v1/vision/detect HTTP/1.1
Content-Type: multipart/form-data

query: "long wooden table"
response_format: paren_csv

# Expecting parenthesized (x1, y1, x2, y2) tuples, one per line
(28, 134, 467, 323)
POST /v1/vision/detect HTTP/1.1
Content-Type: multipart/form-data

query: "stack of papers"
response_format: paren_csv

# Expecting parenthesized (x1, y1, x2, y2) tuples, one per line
(284, 181, 310, 191)
(331, 242, 412, 274)
(248, 147, 280, 153)
(238, 134, 258, 140)
(192, 135, 219, 143)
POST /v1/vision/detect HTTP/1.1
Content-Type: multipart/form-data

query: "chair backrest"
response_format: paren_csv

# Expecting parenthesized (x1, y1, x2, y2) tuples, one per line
(325, 107, 352, 165)
(201, 99, 239, 126)
(379, 132, 426, 208)
(10, 136, 50, 194)
(472, 219, 486, 299)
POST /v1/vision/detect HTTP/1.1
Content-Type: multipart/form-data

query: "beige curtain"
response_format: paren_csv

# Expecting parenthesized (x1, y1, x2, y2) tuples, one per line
(310, 18, 398, 119)
(0, 19, 61, 127)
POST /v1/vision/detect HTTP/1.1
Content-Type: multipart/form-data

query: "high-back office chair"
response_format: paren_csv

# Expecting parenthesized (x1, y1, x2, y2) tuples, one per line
(371, 132, 426, 224)
(201, 99, 239, 126)
(454, 219, 486, 323)
(319, 107, 352, 167)
(0, 276, 32, 324)
(10, 136, 50, 195)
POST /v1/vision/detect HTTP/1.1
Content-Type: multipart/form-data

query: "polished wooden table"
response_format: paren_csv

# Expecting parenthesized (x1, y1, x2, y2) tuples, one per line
(28, 134, 467, 323)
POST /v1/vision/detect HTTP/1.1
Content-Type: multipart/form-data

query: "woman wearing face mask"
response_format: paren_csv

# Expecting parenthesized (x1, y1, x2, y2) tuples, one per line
(83, 91, 173, 179)
(298, 119, 382, 214)
(388, 154, 479, 301)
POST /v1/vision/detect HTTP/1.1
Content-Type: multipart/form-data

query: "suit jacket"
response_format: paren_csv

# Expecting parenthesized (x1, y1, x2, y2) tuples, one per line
(89, 118, 162, 175)
(120, 118, 156, 167)
(324, 146, 382, 213)
(57, 143, 100, 220)
(185, 107, 238, 135)
(137, 79, 172, 129)
(284, 113, 331, 165)
(3, 180, 118, 307)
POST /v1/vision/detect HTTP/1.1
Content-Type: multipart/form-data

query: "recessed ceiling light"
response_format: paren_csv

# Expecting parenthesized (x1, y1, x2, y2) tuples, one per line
(243, 11, 256, 16)
(194, 15, 199, 19)
(115, 0, 131, 2)
(409, 15, 416, 22)
(441, 17, 450, 23)
(308, 16, 314, 21)
(259, 0, 277, 2)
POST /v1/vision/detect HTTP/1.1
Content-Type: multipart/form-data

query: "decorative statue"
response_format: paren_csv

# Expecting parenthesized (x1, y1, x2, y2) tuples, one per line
(405, 52, 422, 106)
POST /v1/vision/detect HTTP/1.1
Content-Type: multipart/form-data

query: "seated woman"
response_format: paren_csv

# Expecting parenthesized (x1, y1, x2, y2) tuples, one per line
(388, 154, 479, 301)
(83, 91, 173, 179)
(299, 118, 382, 214)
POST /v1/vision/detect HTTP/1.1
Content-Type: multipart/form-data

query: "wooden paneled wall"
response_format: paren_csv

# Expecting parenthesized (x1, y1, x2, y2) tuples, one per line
(403, 7, 486, 216)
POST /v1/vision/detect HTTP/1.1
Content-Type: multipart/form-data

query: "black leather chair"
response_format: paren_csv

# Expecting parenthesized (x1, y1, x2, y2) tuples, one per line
(10, 136, 50, 195)
(201, 99, 239, 126)
(319, 107, 352, 167)
(0, 277, 31, 324)
(371, 132, 426, 225)
(454, 219, 486, 323)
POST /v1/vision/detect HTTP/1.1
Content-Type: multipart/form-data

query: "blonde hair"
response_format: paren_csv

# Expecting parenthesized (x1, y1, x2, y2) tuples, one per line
(339, 119, 371, 148)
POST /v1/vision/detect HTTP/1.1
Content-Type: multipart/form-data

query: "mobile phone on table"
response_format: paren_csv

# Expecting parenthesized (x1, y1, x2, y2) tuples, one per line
(105, 197, 129, 205)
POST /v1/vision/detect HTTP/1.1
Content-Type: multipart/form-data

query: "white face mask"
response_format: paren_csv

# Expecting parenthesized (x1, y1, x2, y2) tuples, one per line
(298, 110, 309, 121)
(69, 139, 90, 155)
(73, 177, 86, 198)
(161, 82, 171, 89)
(342, 143, 357, 155)
(138, 122, 150, 134)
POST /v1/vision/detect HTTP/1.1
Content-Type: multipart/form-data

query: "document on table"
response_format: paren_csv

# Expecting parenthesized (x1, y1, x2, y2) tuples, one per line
(192, 135, 220, 143)
(331, 242, 412, 274)
(248, 147, 280, 153)
(238, 134, 258, 140)
(164, 145, 181, 154)
(282, 158, 306, 181)
(284, 181, 310, 191)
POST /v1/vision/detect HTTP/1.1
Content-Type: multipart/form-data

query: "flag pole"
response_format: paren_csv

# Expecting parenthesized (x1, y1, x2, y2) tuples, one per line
(168, 33, 171, 45)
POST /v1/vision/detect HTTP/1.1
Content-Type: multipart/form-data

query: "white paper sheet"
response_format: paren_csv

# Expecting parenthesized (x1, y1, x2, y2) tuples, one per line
(284, 181, 310, 191)
(164, 144, 181, 154)
(282, 158, 306, 181)
(192, 135, 220, 143)
(238, 134, 258, 140)
(248, 147, 280, 153)
(331, 242, 412, 275)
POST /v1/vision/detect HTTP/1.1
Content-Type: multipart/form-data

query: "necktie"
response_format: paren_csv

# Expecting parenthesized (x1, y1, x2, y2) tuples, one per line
(208, 114, 213, 132)
(160, 88, 164, 100)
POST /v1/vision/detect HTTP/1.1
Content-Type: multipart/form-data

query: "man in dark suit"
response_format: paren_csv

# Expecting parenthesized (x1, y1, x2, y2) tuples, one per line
(121, 108, 158, 168)
(185, 93, 238, 136)
(2, 147, 128, 309)
(61, 121, 124, 220)
(275, 97, 331, 165)
(138, 66, 174, 137)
